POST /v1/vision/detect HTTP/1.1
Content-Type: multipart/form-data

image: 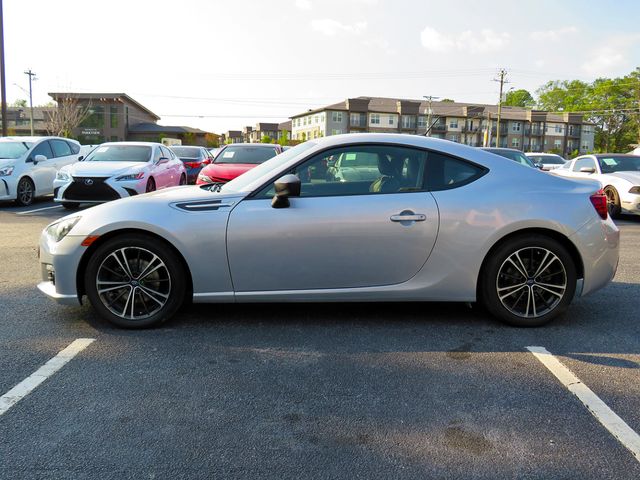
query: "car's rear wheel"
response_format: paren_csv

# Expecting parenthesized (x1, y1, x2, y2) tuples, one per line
(84, 234, 186, 328)
(481, 235, 576, 327)
(15, 177, 35, 206)
(146, 178, 156, 193)
(62, 202, 80, 210)
(604, 186, 621, 218)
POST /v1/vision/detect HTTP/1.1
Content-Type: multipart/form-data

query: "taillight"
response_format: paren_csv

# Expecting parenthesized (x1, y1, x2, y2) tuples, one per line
(590, 189, 608, 220)
(185, 161, 202, 169)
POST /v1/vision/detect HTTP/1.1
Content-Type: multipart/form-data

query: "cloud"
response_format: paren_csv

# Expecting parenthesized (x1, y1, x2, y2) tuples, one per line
(581, 34, 640, 76)
(361, 38, 395, 55)
(530, 26, 578, 41)
(294, 0, 312, 9)
(311, 19, 367, 36)
(420, 27, 510, 54)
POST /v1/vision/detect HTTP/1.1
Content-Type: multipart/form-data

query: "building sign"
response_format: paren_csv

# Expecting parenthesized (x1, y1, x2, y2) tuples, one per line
(81, 128, 101, 136)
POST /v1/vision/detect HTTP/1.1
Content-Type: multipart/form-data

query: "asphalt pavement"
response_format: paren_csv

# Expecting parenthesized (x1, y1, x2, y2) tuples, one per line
(0, 199, 639, 479)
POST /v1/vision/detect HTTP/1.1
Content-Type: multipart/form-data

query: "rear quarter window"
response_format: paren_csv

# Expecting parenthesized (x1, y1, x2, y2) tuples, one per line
(426, 151, 487, 191)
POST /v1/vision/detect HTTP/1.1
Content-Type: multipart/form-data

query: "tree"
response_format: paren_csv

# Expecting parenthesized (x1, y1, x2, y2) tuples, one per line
(261, 135, 273, 143)
(441, 98, 455, 103)
(204, 133, 219, 148)
(46, 97, 91, 138)
(182, 132, 196, 145)
(277, 129, 289, 146)
(503, 89, 534, 108)
(11, 99, 27, 108)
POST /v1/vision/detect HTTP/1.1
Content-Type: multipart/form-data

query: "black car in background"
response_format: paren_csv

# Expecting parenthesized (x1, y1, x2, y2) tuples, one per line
(170, 146, 214, 184)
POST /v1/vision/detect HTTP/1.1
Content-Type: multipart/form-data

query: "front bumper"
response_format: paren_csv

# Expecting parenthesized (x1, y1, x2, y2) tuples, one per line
(620, 194, 640, 216)
(54, 176, 145, 203)
(37, 232, 86, 305)
(0, 177, 17, 201)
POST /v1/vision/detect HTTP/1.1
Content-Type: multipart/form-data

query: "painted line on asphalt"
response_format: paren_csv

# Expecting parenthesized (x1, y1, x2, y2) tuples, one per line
(527, 346, 640, 463)
(16, 205, 63, 215)
(0, 338, 95, 416)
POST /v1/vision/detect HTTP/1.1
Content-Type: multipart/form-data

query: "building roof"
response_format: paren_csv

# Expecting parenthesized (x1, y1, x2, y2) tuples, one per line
(278, 120, 292, 131)
(127, 123, 209, 134)
(48, 92, 161, 121)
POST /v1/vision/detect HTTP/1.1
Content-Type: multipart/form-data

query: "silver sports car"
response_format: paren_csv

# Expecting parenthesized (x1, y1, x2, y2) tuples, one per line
(37, 134, 619, 328)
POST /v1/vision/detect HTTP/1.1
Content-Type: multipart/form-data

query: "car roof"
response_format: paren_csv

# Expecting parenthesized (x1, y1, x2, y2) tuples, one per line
(0, 136, 79, 143)
(524, 152, 563, 157)
(480, 147, 523, 153)
(98, 142, 161, 147)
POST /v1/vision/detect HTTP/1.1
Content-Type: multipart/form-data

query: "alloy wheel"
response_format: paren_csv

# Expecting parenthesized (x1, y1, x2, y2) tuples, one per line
(96, 247, 171, 321)
(496, 247, 567, 318)
(18, 179, 34, 205)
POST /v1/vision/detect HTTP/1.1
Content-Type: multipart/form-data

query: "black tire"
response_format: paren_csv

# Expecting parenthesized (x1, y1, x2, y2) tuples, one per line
(179, 174, 187, 185)
(62, 202, 80, 210)
(480, 234, 576, 327)
(146, 178, 156, 193)
(84, 234, 186, 328)
(15, 177, 35, 206)
(604, 186, 621, 219)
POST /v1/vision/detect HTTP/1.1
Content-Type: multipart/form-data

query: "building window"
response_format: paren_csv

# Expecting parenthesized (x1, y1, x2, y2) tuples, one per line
(511, 137, 520, 148)
(350, 113, 360, 126)
(449, 135, 458, 142)
(512, 122, 521, 132)
(331, 129, 342, 135)
(583, 126, 591, 134)
(417, 116, 426, 127)
(554, 139, 562, 148)
(110, 106, 118, 128)
(79, 105, 104, 128)
(449, 119, 458, 129)
(331, 111, 343, 122)
(401, 115, 416, 129)
(388, 115, 394, 125)
(555, 125, 563, 134)
(370, 113, 380, 125)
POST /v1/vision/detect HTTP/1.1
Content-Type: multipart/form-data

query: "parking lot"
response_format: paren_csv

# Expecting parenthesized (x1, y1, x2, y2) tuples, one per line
(1, 197, 639, 479)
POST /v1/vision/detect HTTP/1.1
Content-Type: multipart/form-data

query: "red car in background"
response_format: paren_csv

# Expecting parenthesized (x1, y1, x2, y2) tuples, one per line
(196, 143, 282, 185)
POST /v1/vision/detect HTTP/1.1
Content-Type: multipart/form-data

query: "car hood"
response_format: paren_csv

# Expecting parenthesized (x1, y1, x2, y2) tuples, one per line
(201, 163, 256, 181)
(606, 171, 640, 184)
(0, 159, 16, 168)
(63, 161, 147, 177)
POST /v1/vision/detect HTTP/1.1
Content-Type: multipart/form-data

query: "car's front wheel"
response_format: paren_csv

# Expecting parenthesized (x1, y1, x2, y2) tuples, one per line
(84, 234, 186, 328)
(480, 235, 576, 327)
(15, 177, 35, 206)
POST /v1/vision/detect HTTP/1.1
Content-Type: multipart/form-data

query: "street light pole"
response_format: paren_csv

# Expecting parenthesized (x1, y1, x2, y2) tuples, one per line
(24, 69, 36, 136)
(0, 0, 7, 137)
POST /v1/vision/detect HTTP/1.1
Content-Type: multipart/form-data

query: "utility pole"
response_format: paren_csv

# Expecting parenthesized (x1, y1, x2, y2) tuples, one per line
(423, 95, 439, 136)
(24, 69, 36, 136)
(492, 69, 509, 147)
(0, 0, 7, 137)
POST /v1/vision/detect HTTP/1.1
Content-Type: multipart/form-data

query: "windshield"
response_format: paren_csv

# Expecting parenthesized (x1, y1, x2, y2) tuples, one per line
(598, 155, 640, 173)
(171, 146, 201, 158)
(529, 154, 565, 165)
(0, 141, 33, 159)
(221, 142, 317, 192)
(215, 145, 279, 164)
(85, 145, 152, 162)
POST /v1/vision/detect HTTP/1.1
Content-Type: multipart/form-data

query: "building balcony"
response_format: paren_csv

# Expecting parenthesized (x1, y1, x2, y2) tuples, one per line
(431, 123, 447, 132)
(462, 125, 480, 133)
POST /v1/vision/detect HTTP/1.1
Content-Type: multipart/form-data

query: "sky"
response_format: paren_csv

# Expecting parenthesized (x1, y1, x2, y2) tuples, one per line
(4, 0, 640, 133)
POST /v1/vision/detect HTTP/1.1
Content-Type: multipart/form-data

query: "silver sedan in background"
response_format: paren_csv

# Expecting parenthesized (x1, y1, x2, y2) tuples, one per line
(37, 134, 619, 328)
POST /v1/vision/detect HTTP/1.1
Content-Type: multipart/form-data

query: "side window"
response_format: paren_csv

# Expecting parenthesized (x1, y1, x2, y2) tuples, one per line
(160, 146, 173, 159)
(425, 152, 486, 191)
(257, 145, 428, 198)
(573, 157, 595, 172)
(153, 147, 162, 163)
(30, 141, 54, 160)
(50, 139, 73, 158)
(67, 141, 80, 154)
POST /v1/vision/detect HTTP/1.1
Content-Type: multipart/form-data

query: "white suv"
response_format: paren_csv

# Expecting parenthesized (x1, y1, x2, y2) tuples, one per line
(0, 136, 82, 206)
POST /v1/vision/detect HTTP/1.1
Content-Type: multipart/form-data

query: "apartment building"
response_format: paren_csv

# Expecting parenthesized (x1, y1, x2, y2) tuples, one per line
(290, 96, 595, 156)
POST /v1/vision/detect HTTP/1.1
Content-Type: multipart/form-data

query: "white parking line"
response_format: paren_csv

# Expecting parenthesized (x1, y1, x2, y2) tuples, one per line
(0, 338, 95, 416)
(527, 346, 640, 463)
(16, 205, 63, 215)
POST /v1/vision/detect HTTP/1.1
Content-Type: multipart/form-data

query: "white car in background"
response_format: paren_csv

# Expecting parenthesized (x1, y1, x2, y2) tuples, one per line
(551, 153, 640, 217)
(0, 136, 82, 206)
(525, 152, 567, 171)
(54, 142, 187, 210)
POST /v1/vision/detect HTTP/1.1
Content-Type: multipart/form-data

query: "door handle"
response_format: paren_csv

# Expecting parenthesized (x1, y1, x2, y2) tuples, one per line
(390, 213, 426, 222)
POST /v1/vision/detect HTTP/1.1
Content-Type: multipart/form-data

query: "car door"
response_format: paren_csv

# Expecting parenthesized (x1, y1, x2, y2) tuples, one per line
(159, 146, 177, 187)
(49, 139, 77, 171)
(149, 146, 168, 189)
(27, 140, 56, 195)
(226, 144, 440, 292)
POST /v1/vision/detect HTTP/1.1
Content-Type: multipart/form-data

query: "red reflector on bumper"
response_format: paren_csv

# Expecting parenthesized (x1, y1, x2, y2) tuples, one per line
(81, 235, 100, 247)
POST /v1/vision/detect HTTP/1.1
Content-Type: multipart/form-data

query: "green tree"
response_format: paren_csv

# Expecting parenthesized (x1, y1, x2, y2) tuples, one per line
(11, 99, 27, 108)
(261, 135, 273, 143)
(503, 89, 535, 108)
(441, 98, 455, 103)
(277, 129, 289, 146)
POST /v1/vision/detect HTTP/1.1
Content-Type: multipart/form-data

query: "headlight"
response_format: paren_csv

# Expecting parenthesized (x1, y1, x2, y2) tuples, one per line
(45, 217, 80, 243)
(0, 165, 14, 176)
(56, 171, 71, 181)
(116, 172, 145, 181)
(198, 174, 213, 183)
(629, 186, 640, 195)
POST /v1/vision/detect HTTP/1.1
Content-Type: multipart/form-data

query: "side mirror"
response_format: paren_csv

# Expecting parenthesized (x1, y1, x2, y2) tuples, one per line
(157, 157, 169, 165)
(202, 158, 211, 165)
(31, 154, 47, 165)
(579, 167, 596, 174)
(78, 155, 84, 161)
(271, 174, 301, 209)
